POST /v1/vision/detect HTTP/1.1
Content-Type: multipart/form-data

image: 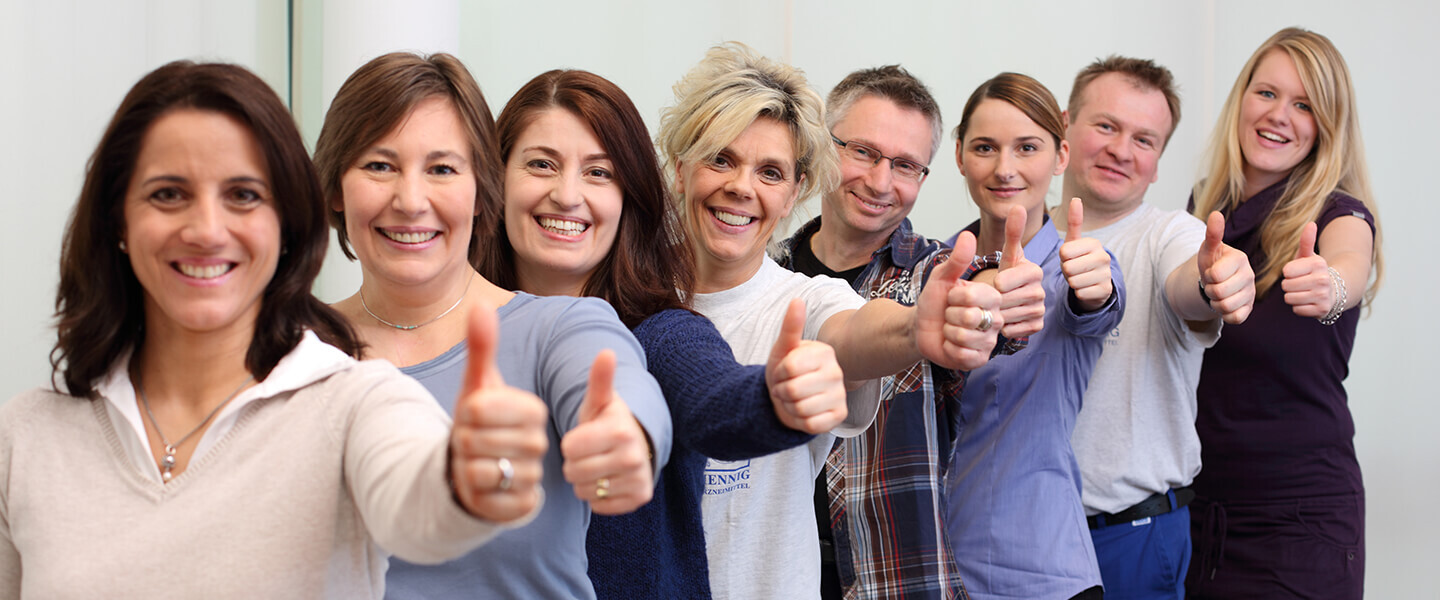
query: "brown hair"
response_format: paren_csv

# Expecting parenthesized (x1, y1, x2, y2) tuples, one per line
(955, 72, 1066, 148)
(484, 69, 693, 328)
(52, 61, 361, 395)
(1191, 28, 1381, 307)
(826, 65, 944, 161)
(1067, 55, 1182, 150)
(314, 52, 501, 262)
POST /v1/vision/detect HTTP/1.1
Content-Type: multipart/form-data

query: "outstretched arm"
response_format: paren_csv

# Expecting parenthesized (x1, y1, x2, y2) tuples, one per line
(1169, 211, 1256, 324)
(818, 231, 1002, 379)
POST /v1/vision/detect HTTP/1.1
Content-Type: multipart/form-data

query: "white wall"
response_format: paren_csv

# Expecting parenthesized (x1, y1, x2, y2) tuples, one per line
(0, 0, 288, 392)
(3, 1, 1434, 596)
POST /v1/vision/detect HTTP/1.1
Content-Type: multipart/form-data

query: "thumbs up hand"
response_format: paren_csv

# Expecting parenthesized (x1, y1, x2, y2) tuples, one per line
(992, 205, 1046, 338)
(1058, 198, 1115, 312)
(1196, 212, 1255, 324)
(450, 304, 550, 523)
(1281, 221, 1334, 318)
(916, 231, 1003, 371)
(560, 350, 655, 515)
(765, 298, 847, 434)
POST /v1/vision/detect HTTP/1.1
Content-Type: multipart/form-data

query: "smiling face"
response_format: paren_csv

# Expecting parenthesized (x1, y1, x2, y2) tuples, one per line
(503, 108, 623, 296)
(1064, 72, 1172, 216)
(337, 96, 477, 291)
(123, 109, 280, 339)
(678, 117, 801, 290)
(957, 99, 1069, 222)
(823, 95, 933, 244)
(1238, 49, 1318, 194)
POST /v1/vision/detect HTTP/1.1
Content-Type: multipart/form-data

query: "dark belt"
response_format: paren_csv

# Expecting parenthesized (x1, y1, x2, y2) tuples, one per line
(1087, 487, 1195, 529)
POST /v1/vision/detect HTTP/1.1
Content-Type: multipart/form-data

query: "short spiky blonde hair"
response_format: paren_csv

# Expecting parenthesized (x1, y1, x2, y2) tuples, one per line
(1192, 27, 1382, 307)
(657, 42, 838, 233)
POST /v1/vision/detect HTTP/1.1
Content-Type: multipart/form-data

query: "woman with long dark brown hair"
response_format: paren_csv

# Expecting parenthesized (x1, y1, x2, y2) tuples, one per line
(481, 68, 850, 599)
(0, 60, 546, 598)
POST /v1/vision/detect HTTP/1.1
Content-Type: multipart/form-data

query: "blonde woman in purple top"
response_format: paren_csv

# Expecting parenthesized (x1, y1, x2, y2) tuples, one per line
(1186, 28, 1383, 600)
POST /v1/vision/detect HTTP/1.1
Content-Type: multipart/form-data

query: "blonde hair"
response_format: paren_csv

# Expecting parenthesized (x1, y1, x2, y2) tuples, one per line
(1192, 27, 1382, 308)
(657, 42, 838, 236)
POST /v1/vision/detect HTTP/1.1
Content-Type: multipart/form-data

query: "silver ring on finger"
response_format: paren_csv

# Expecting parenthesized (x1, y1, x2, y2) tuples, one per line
(976, 309, 994, 332)
(496, 457, 514, 491)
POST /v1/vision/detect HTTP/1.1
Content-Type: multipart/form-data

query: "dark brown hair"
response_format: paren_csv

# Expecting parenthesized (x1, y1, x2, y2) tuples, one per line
(1068, 55, 1182, 149)
(483, 69, 693, 328)
(52, 61, 361, 395)
(314, 52, 501, 262)
(955, 72, 1067, 148)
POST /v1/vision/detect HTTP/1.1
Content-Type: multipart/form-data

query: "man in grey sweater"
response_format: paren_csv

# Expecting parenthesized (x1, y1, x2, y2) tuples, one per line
(1059, 56, 1255, 600)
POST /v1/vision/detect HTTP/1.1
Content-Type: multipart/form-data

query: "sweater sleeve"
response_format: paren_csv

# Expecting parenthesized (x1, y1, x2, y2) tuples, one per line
(338, 361, 528, 564)
(634, 310, 815, 461)
(1058, 246, 1128, 338)
(535, 297, 672, 476)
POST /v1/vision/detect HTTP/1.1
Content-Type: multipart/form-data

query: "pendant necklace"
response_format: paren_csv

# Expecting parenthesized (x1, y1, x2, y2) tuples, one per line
(360, 274, 472, 331)
(137, 374, 254, 482)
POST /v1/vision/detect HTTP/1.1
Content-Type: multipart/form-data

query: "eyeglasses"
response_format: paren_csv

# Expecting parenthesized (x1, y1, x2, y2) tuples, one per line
(831, 135, 930, 182)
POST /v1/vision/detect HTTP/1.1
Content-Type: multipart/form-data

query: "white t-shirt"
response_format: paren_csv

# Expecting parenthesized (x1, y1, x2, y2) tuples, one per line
(693, 256, 879, 600)
(1071, 203, 1221, 515)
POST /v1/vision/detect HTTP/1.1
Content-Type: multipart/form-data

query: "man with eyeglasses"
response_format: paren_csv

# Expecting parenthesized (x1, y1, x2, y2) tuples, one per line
(1056, 56, 1254, 600)
(775, 65, 1027, 600)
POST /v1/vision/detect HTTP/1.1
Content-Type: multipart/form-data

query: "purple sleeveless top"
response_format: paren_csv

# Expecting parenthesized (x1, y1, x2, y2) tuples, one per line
(1189, 179, 1375, 501)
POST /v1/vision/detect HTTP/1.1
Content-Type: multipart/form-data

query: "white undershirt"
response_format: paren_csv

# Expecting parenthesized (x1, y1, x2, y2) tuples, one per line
(94, 331, 354, 484)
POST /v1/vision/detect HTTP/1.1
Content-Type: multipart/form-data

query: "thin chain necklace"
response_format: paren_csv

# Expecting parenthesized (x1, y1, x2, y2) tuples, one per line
(137, 374, 253, 482)
(360, 274, 472, 331)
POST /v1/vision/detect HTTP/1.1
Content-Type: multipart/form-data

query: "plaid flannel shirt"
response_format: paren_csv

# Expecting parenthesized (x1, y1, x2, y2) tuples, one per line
(775, 217, 1026, 600)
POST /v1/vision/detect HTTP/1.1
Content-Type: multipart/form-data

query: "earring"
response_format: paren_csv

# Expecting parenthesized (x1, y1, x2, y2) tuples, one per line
(119, 240, 127, 253)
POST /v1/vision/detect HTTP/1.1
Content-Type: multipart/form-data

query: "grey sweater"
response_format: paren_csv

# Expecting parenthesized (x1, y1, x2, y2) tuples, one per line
(0, 345, 513, 599)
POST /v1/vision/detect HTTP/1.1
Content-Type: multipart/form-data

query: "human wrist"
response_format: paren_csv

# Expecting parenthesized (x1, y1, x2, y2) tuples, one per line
(1197, 276, 1216, 311)
(1319, 266, 1348, 325)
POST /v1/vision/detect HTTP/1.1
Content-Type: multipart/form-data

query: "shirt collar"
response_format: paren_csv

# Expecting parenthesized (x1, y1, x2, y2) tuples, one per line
(958, 212, 1058, 260)
(779, 216, 931, 271)
(97, 331, 356, 483)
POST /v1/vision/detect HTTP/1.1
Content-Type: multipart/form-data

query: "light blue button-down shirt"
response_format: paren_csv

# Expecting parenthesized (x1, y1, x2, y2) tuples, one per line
(942, 218, 1125, 600)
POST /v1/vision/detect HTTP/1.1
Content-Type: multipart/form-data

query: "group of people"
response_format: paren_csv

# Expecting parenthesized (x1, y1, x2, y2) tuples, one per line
(0, 25, 1379, 600)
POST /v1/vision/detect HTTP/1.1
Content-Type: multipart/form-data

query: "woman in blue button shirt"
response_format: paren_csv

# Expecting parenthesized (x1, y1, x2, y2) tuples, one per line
(942, 72, 1125, 600)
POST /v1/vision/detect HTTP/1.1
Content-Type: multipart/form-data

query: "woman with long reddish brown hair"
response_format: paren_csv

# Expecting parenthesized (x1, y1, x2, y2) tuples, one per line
(481, 68, 851, 599)
(314, 53, 672, 600)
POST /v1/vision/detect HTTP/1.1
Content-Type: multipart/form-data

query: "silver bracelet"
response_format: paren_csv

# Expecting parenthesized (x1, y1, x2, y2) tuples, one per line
(1319, 267, 1347, 325)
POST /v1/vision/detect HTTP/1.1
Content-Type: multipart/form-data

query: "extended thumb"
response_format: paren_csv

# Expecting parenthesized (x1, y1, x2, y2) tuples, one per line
(948, 231, 978, 279)
(462, 302, 502, 396)
(1001, 205, 1027, 269)
(578, 350, 617, 423)
(1200, 211, 1225, 269)
(769, 298, 806, 363)
(1066, 198, 1084, 243)
(1295, 221, 1318, 259)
